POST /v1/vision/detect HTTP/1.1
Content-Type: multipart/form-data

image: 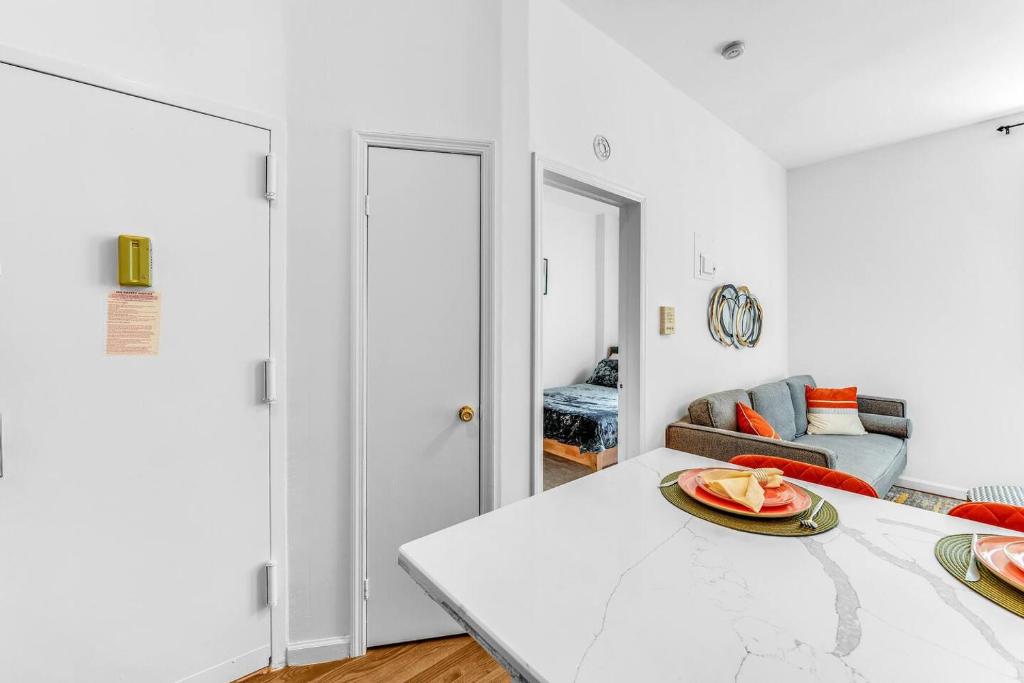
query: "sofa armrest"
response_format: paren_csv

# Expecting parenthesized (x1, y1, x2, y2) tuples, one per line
(860, 413, 913, 440)
(857, 394, 906, 418)
(665, 421, 835, 469)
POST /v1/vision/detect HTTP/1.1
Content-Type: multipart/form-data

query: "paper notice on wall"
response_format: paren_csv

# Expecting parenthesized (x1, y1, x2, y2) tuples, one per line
(106, 291, 161, 356)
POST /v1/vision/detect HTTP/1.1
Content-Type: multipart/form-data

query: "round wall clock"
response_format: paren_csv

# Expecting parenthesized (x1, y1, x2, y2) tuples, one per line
(593, 135, 611, 161)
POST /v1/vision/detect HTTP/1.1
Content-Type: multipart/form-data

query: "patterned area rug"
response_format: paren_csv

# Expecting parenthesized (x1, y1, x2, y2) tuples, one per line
(885, 485, 961, 514)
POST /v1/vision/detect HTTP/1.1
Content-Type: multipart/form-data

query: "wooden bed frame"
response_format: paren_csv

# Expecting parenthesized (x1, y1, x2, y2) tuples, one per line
(543, 439, 618, 471)
(543, 346, 619, 472)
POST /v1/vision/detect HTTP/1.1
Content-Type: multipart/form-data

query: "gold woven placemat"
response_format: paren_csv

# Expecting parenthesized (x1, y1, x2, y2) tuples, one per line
(935, 534, 1024, 618)
(659, 469, 838, 537)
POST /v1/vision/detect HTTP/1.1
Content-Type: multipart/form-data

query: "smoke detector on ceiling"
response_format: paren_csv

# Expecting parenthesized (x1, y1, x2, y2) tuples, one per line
(721, 41, 745, 60)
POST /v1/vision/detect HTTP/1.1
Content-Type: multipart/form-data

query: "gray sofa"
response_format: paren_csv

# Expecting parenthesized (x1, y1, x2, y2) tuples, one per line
(665, 374, 911, 496)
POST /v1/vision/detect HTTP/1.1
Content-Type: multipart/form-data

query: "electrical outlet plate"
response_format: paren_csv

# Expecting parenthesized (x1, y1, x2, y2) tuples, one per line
(694, 233, 717, 281)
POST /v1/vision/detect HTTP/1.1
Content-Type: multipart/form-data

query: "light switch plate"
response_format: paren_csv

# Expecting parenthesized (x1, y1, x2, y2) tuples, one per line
(694, 233, 717, 281)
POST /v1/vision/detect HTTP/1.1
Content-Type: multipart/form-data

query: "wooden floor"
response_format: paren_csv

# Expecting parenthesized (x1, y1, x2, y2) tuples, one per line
(238, 636, 508, 683)
(543, 453, 593, 491)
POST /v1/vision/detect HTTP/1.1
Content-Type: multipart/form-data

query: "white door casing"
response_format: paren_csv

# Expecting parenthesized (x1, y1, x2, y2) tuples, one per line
(0, 60, 278, 682)
(350, 132, 497, 655)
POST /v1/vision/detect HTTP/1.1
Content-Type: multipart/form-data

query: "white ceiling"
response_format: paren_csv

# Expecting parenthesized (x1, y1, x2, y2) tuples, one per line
(561, 0, 1024, 167)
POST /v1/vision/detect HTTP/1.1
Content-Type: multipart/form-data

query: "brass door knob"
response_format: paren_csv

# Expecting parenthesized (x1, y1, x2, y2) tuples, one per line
(458, 405, 475, 422)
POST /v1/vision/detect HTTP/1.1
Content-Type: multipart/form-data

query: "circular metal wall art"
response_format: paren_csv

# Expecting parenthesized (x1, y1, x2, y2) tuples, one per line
(708, 284, 763, 349)
(593, 135, 611, 161)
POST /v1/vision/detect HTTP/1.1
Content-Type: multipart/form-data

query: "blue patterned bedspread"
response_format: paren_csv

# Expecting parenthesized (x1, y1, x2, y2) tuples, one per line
(543, 383, 618, 453)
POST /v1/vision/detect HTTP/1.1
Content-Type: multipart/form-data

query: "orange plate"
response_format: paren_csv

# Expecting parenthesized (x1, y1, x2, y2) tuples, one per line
(697, 473, 796, 507)
(975, 535, 1024, 592)
(677, 468, 812, 519)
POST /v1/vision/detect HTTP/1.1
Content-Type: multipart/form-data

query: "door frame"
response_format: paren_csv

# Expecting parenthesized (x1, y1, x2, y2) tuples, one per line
(350, 131, 498, 657)
(531, 154, 647, 494)
(0, 43, 290, 672)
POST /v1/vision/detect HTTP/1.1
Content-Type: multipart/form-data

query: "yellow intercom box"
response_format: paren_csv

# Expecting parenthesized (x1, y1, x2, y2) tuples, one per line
(118, 235, 152, 287)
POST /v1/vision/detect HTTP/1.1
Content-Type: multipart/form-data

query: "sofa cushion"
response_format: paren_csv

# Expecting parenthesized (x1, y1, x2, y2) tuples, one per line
(688, 389, 750, 431)
(785, 374, 815, 435)
(749, 381, 797, 441)
(795, 433, 907, 497)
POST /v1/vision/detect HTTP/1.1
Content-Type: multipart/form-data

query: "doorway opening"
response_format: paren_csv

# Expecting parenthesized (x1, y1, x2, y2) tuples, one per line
(540, 187, 620, 489)
(531, 156, 646, 494)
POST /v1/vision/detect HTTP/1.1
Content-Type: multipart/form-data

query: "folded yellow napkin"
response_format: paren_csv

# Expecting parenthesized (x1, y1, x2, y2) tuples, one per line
(700, 468, 784, 513)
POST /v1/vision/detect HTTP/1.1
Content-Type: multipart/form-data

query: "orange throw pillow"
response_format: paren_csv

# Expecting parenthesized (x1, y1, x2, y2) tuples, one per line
(736, 403, 781, 440)
(805, 385, 867, 435)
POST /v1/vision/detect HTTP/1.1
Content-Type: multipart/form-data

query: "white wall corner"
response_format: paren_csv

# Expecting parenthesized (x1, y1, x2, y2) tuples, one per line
(286, 636, 352, 667)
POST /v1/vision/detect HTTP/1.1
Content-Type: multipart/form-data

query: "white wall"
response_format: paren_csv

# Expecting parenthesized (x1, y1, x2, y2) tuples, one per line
(1, 0, 789, 656)
(0, 0, 286, 117)
(541, 188, 619, 387)
(598, 212, 620, 357)
(498, 0, 534, 507)
(789, 114, 1024, 494)
(543, 199, 598, 386)
(283, 0, 514, 646)
(0, 0, 526, 655)
(529, 0, 790, 452)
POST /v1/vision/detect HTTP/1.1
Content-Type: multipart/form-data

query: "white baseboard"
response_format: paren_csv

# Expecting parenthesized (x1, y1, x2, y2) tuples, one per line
(177, 645, 271, 683)
(286, 636, 351, 666)
(895, 476, 967, 501)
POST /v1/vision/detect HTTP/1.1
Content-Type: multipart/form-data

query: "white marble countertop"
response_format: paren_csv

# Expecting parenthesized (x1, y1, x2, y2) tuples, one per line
(399, 448, 1024, 682)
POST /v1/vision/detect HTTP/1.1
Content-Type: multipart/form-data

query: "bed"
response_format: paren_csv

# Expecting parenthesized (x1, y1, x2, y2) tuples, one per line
(542, 350, 619, 471)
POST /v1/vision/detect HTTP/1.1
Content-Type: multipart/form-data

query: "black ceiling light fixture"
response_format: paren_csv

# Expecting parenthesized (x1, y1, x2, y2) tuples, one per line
(721, 40, 745, 60)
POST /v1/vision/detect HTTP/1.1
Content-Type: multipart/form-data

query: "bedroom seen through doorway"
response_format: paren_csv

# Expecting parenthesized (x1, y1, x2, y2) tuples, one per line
(540, 186, 621, 490)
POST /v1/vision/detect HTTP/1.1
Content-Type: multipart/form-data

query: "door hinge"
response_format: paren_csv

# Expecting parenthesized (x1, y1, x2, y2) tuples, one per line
(265, 562, 278, 608)
(363, 578, 370, 601)
(265, 153, 278, 201)
(263, 358, 277, 404)
(364, 194, 370, 217)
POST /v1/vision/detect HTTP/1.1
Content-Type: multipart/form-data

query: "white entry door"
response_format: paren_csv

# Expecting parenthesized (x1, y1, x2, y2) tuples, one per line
(365, 146, 481, 646)
(0, 63, 272, 681)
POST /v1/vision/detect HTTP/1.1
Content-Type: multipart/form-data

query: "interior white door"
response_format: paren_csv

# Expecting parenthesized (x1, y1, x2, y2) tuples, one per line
(365, 146, 481, 646)
(0, 63, 272, 681)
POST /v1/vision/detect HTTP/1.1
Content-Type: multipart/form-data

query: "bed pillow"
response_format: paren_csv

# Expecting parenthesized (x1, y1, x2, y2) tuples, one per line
(805, 385, 867, 435)
(586, 358, 618, 388)
(736, 403, 781, 440)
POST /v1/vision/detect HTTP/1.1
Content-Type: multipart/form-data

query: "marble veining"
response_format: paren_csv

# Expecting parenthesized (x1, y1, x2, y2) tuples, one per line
(843, 525, 1024, 679)
(400, 448, 1024, 682)
(800, 538, 862, 658)
(573, 517, 694, 681)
